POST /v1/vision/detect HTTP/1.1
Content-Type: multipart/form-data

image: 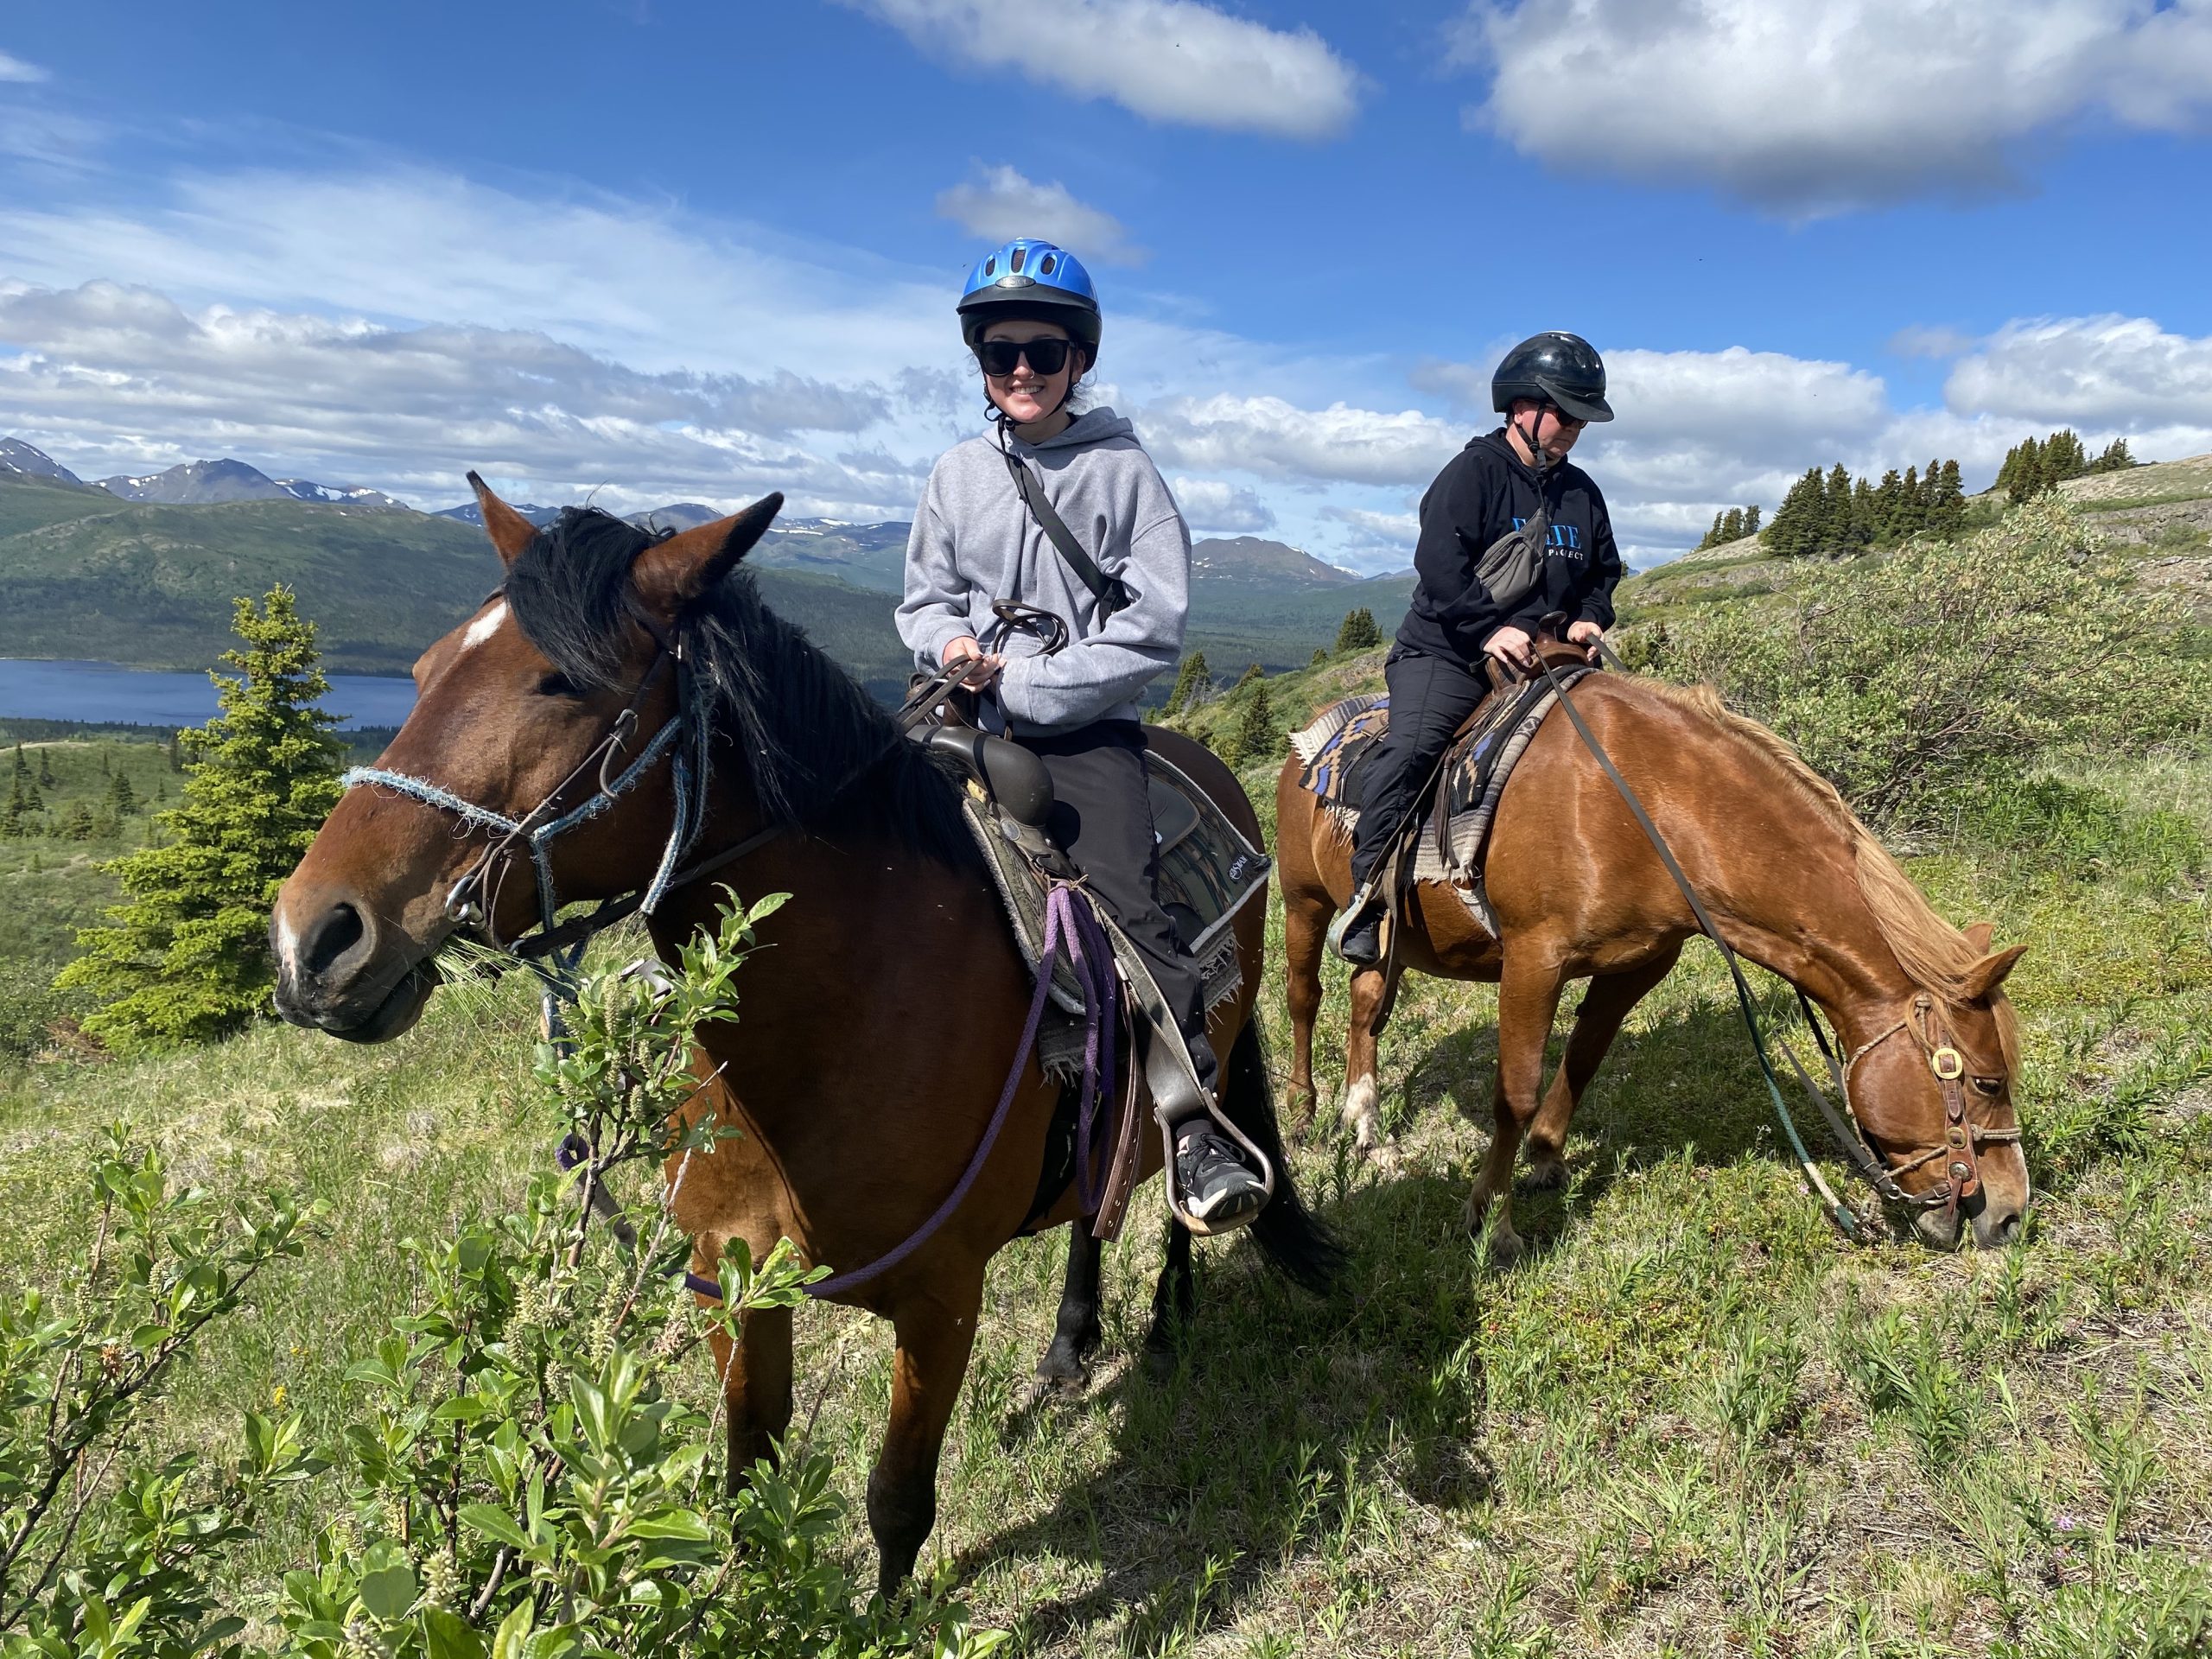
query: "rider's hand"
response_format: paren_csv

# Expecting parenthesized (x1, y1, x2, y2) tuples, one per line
(942, 636, 1003, 689)
(1567, 619, 1605, 662)
(1484, 624, 1538, 675)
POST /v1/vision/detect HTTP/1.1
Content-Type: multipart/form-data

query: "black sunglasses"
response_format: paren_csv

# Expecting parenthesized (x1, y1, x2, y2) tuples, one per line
(976, 337, 1077, 378)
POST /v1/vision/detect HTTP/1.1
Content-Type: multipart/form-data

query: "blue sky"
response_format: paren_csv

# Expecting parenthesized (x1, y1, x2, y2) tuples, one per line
(3, 0, 2210, 569)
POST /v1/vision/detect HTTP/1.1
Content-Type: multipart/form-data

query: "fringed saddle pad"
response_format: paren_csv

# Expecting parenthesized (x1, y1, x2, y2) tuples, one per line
(1288, 668, 1593, 935)
(960, 746, 1269, 1077)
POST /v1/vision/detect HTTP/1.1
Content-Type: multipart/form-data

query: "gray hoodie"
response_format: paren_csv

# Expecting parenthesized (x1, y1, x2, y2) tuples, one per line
(897, 407, 1190, 735)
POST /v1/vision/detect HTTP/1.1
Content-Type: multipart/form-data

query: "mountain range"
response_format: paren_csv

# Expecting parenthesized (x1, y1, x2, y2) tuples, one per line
(0, 436, 1411, 690)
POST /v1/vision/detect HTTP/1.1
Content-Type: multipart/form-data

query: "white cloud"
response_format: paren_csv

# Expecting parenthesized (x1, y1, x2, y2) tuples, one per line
(1455, 0, 2212, 213)
(1170, 475, 1274, 534)
(1945, 314, 2212, 428)
(0, 279, 931, 518)
(837, 0, 1362, 138)
(935, 164, 1146, 265)
(0, 51, 48, 84)
(1323, 505, 1419, 553)
(1140, 393, 1462, 486)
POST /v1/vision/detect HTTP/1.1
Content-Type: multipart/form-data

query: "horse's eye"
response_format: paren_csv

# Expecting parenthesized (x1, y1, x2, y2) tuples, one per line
(537, 672, 585, 698)
(1971, 1076, 2004, 1096)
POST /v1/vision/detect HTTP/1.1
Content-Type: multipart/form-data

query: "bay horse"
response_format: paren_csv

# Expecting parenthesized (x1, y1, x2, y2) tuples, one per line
(271, 485, 1336, 1592)
(1275, 665, 2032, 1257)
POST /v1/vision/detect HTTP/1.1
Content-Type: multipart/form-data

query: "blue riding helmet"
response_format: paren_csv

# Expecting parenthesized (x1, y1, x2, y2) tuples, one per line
(958, 238, 1102, 357)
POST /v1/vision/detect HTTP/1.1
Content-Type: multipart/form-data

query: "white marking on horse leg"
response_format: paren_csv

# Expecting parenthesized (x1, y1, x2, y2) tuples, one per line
(1341, 1073, 1380, 1149)
(461, 601, 508, 652)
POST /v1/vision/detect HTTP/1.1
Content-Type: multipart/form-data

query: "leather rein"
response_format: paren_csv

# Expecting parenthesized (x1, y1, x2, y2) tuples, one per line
(1535, 641, 2020, 1238)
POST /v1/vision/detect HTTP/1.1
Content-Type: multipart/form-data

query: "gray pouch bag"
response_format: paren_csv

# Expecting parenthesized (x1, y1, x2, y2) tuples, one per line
(1461, 496, 1551, 617)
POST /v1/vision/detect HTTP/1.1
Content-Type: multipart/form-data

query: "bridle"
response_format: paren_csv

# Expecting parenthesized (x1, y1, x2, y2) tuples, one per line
(341, 594, 720, 982)
(1813, 990, 2023, 1222)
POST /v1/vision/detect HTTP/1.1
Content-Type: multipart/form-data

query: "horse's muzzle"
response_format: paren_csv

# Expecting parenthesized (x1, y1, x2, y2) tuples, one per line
(270, 894, 441, 1043)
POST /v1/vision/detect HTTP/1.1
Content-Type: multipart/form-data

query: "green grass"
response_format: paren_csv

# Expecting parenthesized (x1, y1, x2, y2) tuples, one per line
(3, 731, 2209, 1653)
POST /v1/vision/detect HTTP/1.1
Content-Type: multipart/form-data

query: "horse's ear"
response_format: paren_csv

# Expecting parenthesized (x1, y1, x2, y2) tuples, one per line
(467, 471, 538, 567)
(1963, 921, 1995, 953)
(1961, 943, 2027, 1001)
(633, 493, 784, 614)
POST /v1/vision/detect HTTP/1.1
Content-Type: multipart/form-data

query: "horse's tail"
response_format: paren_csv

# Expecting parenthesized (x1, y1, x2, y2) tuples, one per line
(1220, 1015, 1344, 1294)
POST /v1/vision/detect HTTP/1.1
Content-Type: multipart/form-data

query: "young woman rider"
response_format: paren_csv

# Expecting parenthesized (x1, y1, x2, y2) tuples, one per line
(897, 237, 1268, 1232)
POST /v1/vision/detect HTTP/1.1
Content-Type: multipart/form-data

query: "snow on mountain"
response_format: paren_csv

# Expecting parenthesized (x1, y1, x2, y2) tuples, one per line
(0, 437, 86, 486)
(274, 478, 410, 512)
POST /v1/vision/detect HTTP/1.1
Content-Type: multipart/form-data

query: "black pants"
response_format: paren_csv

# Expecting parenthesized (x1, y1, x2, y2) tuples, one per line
(1347, 645, 1490, 892)
(1014, 721, 1214, 1091)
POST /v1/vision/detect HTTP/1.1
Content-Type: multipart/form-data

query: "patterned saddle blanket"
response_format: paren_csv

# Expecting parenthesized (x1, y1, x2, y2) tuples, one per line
(1289, 667, 1592, 935)
(961, 741, 1270, 1065)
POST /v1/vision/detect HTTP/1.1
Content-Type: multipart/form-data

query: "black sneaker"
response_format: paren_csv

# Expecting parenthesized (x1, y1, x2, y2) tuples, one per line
(1329, 899, 1385, 967)
(1174, 1122, 1267, 1231)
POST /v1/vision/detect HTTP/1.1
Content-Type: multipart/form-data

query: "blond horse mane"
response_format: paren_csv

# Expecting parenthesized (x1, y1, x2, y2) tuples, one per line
(1641, 682, 2021, 1074)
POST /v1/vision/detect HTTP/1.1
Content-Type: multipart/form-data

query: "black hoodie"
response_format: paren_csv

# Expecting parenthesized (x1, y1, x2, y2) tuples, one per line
(1395, 429, 1622, 665)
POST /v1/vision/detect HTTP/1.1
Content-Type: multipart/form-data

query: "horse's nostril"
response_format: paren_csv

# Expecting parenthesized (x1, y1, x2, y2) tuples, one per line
(300, 902, 368, 978)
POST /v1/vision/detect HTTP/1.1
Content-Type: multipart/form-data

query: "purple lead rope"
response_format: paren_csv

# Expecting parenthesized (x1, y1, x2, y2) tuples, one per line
(558, 883, 1117, 1303)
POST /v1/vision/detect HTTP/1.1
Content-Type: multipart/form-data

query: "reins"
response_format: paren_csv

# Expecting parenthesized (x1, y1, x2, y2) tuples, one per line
(1533, 644, 2017, 1238)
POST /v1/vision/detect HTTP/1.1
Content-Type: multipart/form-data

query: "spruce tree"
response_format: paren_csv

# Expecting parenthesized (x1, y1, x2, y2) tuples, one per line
(1825, 464, 1855, 552)
(1700, 511, 1726, 551)
(35, 747, 54, 790)
(1743, 505, 1762, 537)
(1160, 650, 1211, 718)
(107, 770, 137, 818)
(1933, 460, 1966, 535)
(1848, 477, 1878, 550)
(1719, 507, 1745, 543)
(2094, 437, 2137, 473)
(62, 802, 94, 842)
(56, 587, 342, 1050)
(1333, 607, 1381, 653)
(1225, 679, 1279, 769)
(1765, 469, 1825, 558)
(1899, 466, 1922, 536)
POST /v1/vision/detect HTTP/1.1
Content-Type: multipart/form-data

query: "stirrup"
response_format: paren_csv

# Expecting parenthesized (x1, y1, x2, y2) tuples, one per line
(1327, 888, 1385, 965)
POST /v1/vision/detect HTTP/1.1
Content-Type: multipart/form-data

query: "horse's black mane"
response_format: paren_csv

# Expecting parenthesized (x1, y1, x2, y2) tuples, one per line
(505, 506, 980, 873)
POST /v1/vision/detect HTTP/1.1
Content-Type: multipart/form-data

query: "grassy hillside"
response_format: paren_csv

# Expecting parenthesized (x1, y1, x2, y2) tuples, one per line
(4, 497, 2209, 1652)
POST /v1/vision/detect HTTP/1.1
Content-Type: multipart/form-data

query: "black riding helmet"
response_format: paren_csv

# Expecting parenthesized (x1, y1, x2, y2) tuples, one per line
(1492, 332, 1613, 423)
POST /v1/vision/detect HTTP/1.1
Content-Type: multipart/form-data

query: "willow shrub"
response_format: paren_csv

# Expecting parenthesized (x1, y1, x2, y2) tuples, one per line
(4, 897, 1003, 1659)
(1656, 494, 2212, 830)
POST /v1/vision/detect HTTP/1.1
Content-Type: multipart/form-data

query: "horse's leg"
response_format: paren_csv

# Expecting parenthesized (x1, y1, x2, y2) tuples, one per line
(1282, 879, 1332, 1135)
(1142, 1217, 1195, 1376)
(1522, 947, 1681, 1191)
(1341, 963, 1389, 1149)
(710, 1302, 793, 1478)
(1466, 950, 1567, 1264)
(1029, 1224, 1103, 1401)
(868, 1281, 983, 1596)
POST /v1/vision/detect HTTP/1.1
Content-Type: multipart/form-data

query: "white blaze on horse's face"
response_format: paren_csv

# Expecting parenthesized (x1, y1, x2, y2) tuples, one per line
(461, 601, 509, 652)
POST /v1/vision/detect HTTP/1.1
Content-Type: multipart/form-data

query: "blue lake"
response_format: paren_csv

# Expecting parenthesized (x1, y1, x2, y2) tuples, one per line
(0, 658, 416, 731)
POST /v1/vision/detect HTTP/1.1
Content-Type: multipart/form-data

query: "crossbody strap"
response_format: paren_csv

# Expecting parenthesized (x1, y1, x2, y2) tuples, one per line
(1001, 438, 1132, 621)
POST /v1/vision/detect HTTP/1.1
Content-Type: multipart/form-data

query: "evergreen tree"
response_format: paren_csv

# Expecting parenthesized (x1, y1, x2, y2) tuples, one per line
(62, 802, 94, 842)
(167, 734, 185, 772)
(1899, 466, 1923, 537)
(35, 747, 54, 790)
(107, 770, 137, 818)
(1230, 662, 1264, 694)
(10, 745, 41, 815)
(1825, 464, 1855, 550)
(1765, 468, 1826, 558)
(1743, 505, 1762, 537)
(1224, 679, 1279, 769)
(1160, 650, 1211, 718)
(2094, 437, 2137, 473)
(1848, 477, 1878, 550)
(1333, 607, 1381, 653)
(1311, 646, 1327, 666)
(56, 587, 342, 1051)
(1932, 461, 1966, 535)
(1699, 511, 1726, 551)
(2045, 429, 2088, 481)
(1, 771, 26, 839)
(1719, 507, 1745, 543)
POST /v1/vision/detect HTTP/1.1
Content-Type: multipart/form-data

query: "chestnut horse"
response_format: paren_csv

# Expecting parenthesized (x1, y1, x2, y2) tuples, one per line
(272, 486, 1336, 1592)
(1276, 662, 2032, 1256)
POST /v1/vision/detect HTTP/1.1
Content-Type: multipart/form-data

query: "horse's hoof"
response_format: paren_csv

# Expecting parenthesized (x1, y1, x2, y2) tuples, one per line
(1486, 1228, 1526, 1268)
(1024, 1363, 1089, 1408)
(1520, 1154, 1567, 1192)
(1141, 1342, 1180, 1384)
(1340, 1076, 1381, 1150)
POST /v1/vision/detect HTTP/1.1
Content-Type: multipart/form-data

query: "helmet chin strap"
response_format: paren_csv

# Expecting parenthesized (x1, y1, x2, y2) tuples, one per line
(1512, 405, 1556, 480)
(982, 346, 1089, 432)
